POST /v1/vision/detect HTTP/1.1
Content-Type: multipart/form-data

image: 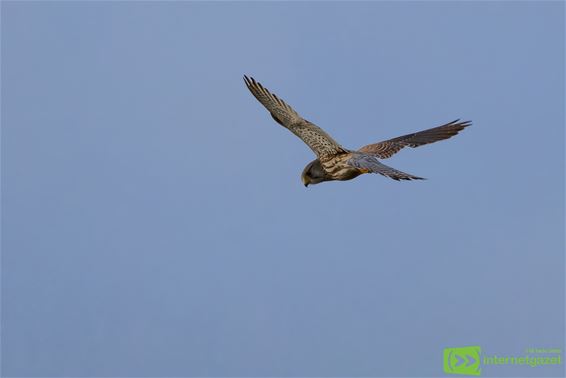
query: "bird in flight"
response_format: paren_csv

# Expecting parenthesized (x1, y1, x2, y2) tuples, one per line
(244, 75, 470, 187)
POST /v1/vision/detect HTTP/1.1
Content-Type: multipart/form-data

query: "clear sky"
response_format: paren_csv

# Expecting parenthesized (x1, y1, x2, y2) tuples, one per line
(2, 1, 564, 377)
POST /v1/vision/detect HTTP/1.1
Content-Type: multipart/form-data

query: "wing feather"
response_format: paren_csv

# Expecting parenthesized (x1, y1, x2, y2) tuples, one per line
(358, 119, 471, 159)
(244, 75, 346, 158)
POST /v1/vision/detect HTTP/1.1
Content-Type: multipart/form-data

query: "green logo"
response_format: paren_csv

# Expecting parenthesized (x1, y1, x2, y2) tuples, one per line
(444, 346, 482, 376)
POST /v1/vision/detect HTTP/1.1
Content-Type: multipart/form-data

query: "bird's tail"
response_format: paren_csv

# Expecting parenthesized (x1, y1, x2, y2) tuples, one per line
(350, 154, 425, 181)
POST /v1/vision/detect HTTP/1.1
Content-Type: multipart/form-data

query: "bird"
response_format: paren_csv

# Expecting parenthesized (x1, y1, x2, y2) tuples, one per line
(244, 75, 470, 187)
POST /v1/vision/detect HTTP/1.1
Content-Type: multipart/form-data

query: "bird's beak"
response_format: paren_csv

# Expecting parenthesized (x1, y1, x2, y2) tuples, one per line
(304, 183, 309, 187)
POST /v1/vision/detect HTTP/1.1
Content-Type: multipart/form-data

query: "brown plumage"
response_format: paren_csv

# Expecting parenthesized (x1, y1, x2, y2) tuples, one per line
(358, 119, 471, 159)
(244, 75, 470, 186)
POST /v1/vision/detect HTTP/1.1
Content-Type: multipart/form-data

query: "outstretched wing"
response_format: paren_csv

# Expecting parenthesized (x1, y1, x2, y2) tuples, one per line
(358, 119, 471, 159)
(348, 153, 424, 181)
(244, 75, 346, 159)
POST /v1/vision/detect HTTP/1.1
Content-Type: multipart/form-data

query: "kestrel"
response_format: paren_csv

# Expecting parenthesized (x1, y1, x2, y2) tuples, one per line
(244, 75, 470, 187)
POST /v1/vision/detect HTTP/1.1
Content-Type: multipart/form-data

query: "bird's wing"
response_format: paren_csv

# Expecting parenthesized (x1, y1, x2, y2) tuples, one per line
(244, 75, 346, 159)
(358, 119, 471, 159)
(348, 153, 424, 181)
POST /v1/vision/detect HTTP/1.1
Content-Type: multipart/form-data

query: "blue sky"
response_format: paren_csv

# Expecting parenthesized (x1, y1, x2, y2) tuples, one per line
(2, 1, 564, 377)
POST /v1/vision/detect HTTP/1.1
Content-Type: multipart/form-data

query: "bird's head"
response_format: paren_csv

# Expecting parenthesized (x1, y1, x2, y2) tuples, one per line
(301, 159, 326, 187)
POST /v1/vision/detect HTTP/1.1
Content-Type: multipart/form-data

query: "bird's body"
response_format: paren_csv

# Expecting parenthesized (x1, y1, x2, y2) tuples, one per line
(303, 155, 363, 185)
(322, 154, 365, 181)
(244, 75, 470, 186)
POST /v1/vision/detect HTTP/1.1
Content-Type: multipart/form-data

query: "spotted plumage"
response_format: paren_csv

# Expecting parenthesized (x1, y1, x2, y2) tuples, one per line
(244, 75, 471, 186)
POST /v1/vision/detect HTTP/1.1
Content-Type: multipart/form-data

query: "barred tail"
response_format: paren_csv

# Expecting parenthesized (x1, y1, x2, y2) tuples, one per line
(348, 154, 425, 181)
